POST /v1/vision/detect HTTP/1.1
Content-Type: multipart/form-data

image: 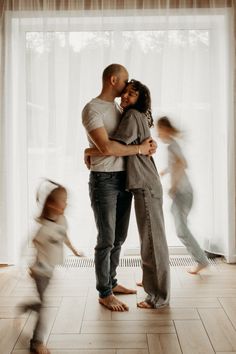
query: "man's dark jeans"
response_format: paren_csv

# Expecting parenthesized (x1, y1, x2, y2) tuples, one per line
(89, 171, 132, 298)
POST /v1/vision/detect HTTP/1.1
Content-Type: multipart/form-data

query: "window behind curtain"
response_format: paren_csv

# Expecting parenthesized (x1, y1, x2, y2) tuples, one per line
(4, 10, 233, 260)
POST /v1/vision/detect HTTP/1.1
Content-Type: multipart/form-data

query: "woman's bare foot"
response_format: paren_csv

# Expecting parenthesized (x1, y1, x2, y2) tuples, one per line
(137, 301, 169, 309)
(137, 301, 153, 309)
(187, 263, 208, 274)
(99, 294, 129, 311)
(136, 281, 143, 287)
(113, 284, 137, 294)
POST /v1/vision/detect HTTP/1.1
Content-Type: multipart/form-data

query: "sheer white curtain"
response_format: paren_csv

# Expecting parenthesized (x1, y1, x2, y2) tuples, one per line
(0, 0, 235, 263)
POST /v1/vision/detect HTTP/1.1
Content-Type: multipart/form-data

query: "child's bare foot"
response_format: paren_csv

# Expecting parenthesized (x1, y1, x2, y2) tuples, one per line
(187, 263, 208, 274)
(99, 294, 129, 311)
(136, 281, 143, 287)
(30, 340, 51, 354)
(137, 301, 153, 309)
(113, 284, 137, 294)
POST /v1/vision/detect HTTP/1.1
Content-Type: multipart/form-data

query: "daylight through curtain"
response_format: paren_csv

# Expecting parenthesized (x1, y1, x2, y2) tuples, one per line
(0, 0, 235, 263)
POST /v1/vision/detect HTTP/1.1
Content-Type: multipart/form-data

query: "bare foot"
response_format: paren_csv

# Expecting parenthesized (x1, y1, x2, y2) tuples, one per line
(136, 281, 143, 287)
(187, 263, 208, 274)
(99, 294, 129, 311)
(113, 284, 137, 294)
(31, 343, 51, 354)
(137, 301, 153, 309)
(137, 301, 169, 309)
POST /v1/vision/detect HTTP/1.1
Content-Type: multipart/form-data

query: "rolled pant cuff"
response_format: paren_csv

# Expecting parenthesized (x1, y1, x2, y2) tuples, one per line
(99, 289, 113, 299)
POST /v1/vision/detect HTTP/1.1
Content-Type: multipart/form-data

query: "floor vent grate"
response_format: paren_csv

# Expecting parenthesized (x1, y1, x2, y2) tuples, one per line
(60, 256, 223, 268)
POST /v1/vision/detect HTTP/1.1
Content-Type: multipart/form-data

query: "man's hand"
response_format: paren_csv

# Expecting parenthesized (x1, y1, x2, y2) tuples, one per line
(149, 139, 157, 155)
(140, 137, 157, 156)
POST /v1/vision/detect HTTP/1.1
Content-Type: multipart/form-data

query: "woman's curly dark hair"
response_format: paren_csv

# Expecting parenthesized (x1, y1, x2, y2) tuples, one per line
(124, 79, 154, 128)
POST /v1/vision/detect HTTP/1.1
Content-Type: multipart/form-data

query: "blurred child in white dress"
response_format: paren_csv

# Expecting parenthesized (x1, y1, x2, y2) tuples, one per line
(21, 180, 82, 354)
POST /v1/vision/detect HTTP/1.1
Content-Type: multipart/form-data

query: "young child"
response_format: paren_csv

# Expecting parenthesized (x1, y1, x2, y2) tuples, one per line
(21, 180, 82, 354)
(157, 117, 209, 274)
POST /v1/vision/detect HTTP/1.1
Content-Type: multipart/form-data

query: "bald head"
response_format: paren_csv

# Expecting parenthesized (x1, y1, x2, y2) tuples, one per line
(102, 64, 127, 83)
(99, 63, 129, 99)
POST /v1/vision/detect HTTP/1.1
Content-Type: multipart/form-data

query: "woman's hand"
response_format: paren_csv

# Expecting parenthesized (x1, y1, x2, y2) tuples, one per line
(84, 149, 91, 169)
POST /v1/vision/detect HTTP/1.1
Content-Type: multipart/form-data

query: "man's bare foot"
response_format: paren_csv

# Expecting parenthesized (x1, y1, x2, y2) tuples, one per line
(136, 281, 143, 287)
(113, 284, 137, 294)
(137, 301, 153, 309)
(99, 294, 129, 311)
(187, 263, 208, 274)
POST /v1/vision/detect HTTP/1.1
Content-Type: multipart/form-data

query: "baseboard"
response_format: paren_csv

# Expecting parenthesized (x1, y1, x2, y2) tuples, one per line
(224, 254, 236, 263)
(123, 246, 188, 256)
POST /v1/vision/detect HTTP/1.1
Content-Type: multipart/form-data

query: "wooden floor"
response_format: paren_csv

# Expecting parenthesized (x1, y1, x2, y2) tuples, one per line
(1, 259, 236, 354)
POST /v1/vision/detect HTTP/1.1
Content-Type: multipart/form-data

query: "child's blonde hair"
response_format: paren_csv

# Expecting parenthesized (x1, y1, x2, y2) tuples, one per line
(157, 116, 180, 137)
(36, 179, 66, 221)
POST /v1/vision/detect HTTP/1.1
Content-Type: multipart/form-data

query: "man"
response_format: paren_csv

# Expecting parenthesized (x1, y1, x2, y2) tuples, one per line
(82, 64, 154, 311)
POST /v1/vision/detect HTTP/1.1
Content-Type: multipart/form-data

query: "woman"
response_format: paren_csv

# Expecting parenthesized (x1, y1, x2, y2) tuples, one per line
(85, 80, 170, 308)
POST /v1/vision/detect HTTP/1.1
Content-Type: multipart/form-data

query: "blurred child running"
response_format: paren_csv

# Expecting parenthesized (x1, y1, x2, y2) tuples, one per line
(157, 117, 209, 274)
(20, 179, 82, 354)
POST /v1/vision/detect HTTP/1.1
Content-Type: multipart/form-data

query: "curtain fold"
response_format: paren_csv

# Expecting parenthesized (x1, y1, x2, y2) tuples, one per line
(0, 0, 235, 263)
(0, 0, 234, 11)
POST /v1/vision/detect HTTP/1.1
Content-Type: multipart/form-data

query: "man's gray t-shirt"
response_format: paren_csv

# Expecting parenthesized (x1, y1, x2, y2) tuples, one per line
(112, 109, 162, 196)
(82, 98, 125, 172)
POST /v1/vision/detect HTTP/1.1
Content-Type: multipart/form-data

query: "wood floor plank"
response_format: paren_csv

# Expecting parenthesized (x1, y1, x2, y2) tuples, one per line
(114, 294, 138, 308)
(0, 306, 28, 318)
(198, 308, 236, 351)
(172, 288, 236, 297)
(147, 333, 182, 354)
(170, 297, 221, 308)
(219, 298, 236, 329)
(0, 296, 61, 307)
(45, 285, 89, 297)
(0, 318, 26, 354)
(52, 297, 86, 334)
(81, 320, 175, 334)
(112, 307, 199, 321)
(13, 350, 116, 354)
(47, 333, 148, 349)
(1, 275, 19, 296)
(83, 297, 112, 321)
(64, 268, 95, 279)
(15, 307, 58, 349)
(169, 269, 182, 288)
(12, 285, 88, 297)
(2, 262, 236, 354)
(117, 350, 148, 354)
(8, 287, 38, 297)
(175, 320, 215, 354)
